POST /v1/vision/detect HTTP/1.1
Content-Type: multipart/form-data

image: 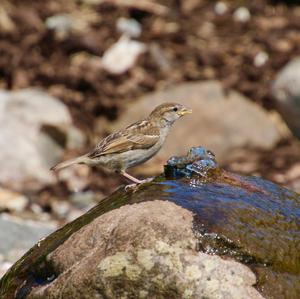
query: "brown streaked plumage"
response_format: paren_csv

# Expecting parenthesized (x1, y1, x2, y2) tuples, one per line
(51, 102, 192, 184)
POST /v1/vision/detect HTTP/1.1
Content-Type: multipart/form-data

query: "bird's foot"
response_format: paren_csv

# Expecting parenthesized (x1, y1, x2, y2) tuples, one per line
(125, 183, 138, 192)
(120, 171, 153, 184)
(124, 177, 154, 192)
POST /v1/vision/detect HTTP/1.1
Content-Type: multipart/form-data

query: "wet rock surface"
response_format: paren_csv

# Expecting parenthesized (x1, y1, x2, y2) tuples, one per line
(0, 147, 299, 299)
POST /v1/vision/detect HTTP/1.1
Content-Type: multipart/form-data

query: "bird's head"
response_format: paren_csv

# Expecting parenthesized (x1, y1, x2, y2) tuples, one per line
(149, 102, 192, 124)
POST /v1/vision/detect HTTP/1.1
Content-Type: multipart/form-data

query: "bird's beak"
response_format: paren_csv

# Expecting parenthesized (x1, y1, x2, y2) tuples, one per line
(178, 108, 192, 116)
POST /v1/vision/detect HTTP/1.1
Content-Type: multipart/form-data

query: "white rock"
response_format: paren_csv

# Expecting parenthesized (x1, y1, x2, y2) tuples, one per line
(116, 17, 142, 38)
(30, 203, 43, 214)
(214, 2, 228, 15)
(0, 188, 28, 212)
(233, 7, 251, 23)
(51, 200, 71, 218)
(45, 12, 98, 37)
(46, 14, 73, 34)
(272, 57, 300, 139)
(0, 89, 82, 191)
(2, 89, 71, 126)
(273, 57, 300, 104)
(254, 51, 269, 67)
(101, 35, 147, 75)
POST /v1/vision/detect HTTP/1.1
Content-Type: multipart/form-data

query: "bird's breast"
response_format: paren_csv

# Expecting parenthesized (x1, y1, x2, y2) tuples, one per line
(123, 140, 164, 169)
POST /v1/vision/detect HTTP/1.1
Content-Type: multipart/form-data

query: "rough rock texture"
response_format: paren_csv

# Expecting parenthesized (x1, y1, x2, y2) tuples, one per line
(27, 201, 262, 299)
(0, 88, 84, 191)
(2, 150, 298, 298)
(113, 81, 281, 174)
(272, 57, 300, 140)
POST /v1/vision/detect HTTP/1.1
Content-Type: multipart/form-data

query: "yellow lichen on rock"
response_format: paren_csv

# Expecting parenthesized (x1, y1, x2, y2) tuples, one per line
(98, 252, 141, 280)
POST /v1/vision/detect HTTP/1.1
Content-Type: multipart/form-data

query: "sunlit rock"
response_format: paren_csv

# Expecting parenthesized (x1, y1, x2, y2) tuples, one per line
(0, 147, 299, 299)
(101, 35, 146, 75)
(272, 57, 300, 140)
(0, 89, 85, 191)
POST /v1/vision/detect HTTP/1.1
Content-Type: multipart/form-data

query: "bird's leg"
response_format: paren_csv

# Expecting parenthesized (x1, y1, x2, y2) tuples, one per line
(120, 171, 143, 184)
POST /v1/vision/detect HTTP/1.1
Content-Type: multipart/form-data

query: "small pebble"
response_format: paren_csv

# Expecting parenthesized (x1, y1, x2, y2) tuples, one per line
(30, 203, 43, 214)
(254, 51, 269, 67)
(116, 17, 142, 38)
(233, 7, 251, 23)
(101, 35, 147, 75)
(46, 14, 73, 33)
(0, 188, 28, 212)
(51, 200, 71, 218)
(214, 2, 228, 15)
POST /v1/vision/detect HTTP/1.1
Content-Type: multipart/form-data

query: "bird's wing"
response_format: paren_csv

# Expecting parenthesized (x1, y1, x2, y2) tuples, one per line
(88, 121, 160, 158)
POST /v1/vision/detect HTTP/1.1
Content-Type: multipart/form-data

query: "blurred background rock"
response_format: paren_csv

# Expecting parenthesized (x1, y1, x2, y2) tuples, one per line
(0, 0, 299, 277)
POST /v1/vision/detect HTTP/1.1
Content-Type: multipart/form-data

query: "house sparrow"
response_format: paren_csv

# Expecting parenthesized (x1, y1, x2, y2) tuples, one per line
(51, 102, 192, 184)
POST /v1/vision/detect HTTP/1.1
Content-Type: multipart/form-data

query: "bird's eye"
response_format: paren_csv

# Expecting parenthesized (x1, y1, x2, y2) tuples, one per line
(173, 107, 178, 112)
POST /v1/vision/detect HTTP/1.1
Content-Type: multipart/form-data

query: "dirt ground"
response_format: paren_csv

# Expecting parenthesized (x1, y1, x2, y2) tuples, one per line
(0, 0, 300, 215)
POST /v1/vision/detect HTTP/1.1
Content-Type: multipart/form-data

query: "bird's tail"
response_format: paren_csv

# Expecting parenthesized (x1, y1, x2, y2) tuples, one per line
(50, 154, 88, 171)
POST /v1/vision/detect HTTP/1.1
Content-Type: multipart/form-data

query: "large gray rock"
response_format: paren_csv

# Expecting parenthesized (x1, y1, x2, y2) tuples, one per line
(25, 201, 263, 299)
(2, 147, 298, 299)
(0, 89, 84, 191)
(272, 57, 300, 139)
(113, 81, 281, 174)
